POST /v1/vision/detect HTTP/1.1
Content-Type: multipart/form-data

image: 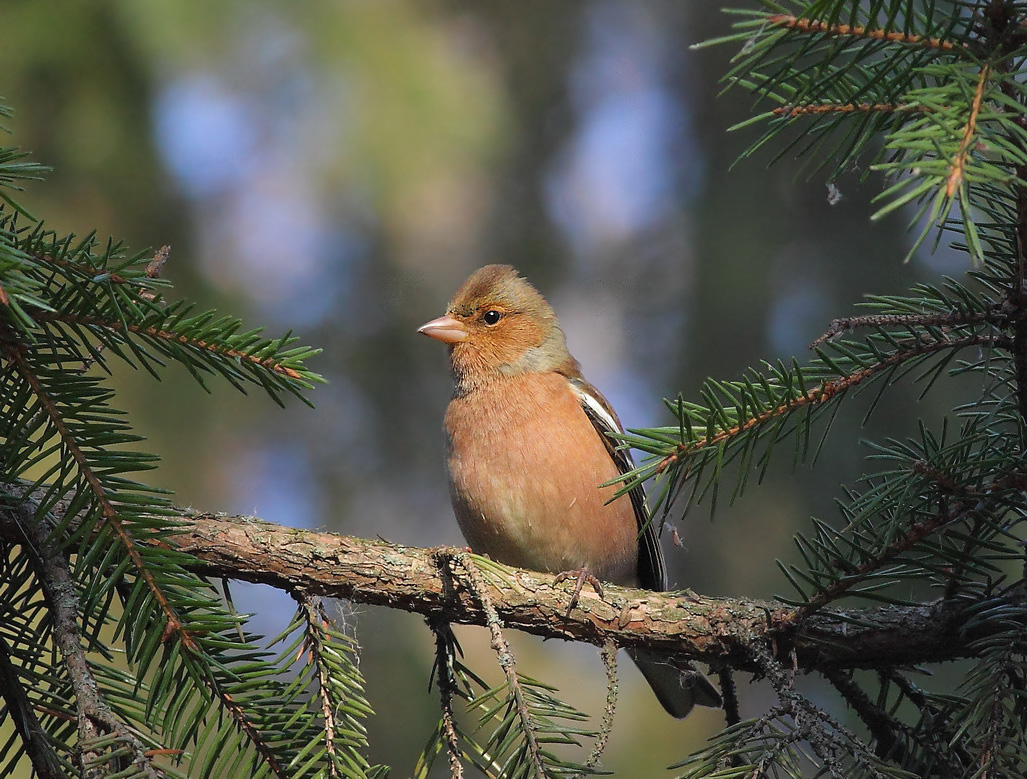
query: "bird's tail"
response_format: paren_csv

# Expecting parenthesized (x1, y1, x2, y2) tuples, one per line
(628, 648, 722, 719)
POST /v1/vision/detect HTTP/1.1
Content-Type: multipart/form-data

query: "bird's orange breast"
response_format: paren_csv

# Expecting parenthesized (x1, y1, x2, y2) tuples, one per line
(444, 372, 639, 586)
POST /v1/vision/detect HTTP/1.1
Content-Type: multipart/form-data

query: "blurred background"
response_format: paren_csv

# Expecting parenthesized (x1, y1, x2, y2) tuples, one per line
(1, 1, 969, 774)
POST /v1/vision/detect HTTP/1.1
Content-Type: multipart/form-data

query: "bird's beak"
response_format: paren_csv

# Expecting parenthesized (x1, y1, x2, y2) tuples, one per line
(418, 314, 468, 344)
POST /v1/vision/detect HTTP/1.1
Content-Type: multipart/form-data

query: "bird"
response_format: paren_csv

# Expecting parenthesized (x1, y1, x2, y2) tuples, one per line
(418, 264, 721, 718)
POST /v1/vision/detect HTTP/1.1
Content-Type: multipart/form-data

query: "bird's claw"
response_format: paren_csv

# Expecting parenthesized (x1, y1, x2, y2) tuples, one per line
(554, 569, 603, 615)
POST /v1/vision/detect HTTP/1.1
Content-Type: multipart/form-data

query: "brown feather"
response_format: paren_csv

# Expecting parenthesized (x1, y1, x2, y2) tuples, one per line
(445, 371, 638, 585)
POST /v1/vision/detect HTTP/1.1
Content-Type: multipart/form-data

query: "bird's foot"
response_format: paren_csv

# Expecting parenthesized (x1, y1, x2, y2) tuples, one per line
(553, 568, 604, 615)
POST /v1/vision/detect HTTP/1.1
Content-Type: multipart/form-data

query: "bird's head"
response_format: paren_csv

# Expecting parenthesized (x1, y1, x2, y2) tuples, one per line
(418, 264, 579, 390)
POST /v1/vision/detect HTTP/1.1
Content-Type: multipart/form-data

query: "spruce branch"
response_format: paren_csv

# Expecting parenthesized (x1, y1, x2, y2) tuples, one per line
(771, 102, 918, 117)
(717, 668, 740, 730)
(991, 0, 1027, 439)
(959, 607, 1027, 778)
(879, 668, 973, 771)
(2, 502, 1022, 673)
(34, 311, 309, 382)
(306, 601, 343, 778)
(748, 644, 895, 779)
(809, 305, 1008, 347)
(711, 668, 742, 772)
(821, 669, 905, 763)
(946, 64, 993, 198)
(9, 496, 163, 778)
(430, 621, 466, 779)
(0, 635, 65, 779)
(2, 341, 195, 653)
(1013, 254, 1027, 434)
(715, 3, 1017, 263)
(766, 14, 963, 52)
(420, 622, 508, 778)
(788, 461, 1027, 623)
(295, 595, 345, 779)
(579, 642, 617, 776)
(787, 494, 965, 623)
(673, 701, 801, 778)
(943, 511, 990, 600)
(643, 331, 1004, 484)
(436, 550, 548, 778)
(33, 250, 136, 289)
(70, 244, 169, 372)
(266, 596, 379, 779)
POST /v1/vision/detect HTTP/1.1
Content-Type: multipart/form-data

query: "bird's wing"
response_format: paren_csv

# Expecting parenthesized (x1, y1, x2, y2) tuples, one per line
(567, 377, 667, 592)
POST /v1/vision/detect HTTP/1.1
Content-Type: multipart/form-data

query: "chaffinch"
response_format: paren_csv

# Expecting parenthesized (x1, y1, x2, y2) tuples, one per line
(419, 264, 721, 718)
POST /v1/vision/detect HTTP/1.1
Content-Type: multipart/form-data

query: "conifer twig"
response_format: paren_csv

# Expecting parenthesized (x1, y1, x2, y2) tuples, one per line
(822, 668, 903, 761)
(767, 14, 962, 51)
(717, 667, 740, 728)
(881, 669, 972, 769)
(714, 667, 743, 770)
(0, 636, 65, 779)
(809, 306, 1006, 348)
(580, 641, 618, 775)
(434, 549, 546, 776)
(995, 10, 1027, 447)
(430, 621, 465, 779)
(0, 369, 288, 778)
(33, 252, 131, 286)
(791, 466, 1027, 624)
(654, 333, 1008, 476)
(3, 343, 195, 652)
(32, 311, 306, 380)
(297, 594, 343, 779)
(751, 644, 888, 779)
(8, 496, 161, 778)
(790, 497, 979, 623)
(946, 64, 992, 197)
(772, 102, 916, 117)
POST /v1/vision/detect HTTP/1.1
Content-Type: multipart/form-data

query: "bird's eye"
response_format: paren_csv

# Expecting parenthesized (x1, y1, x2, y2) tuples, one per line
(482, 310, 502, 325)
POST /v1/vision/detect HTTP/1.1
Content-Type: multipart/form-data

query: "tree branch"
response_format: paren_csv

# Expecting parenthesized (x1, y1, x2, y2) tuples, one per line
(1, 498, 1025, 674)
(32, 311, 306, 380)
(5, 497, 162, 778)
(429, 622, 465, 779)
(809, 306, 1007, 348)
(822, 668, 903, 762)
(652, 332, 1005, 476)
(0, 635, 66, 779)
(767, 14, 964, 51)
